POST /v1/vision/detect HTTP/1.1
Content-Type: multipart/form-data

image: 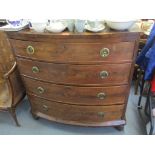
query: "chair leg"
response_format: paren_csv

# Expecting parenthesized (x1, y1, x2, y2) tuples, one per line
(143, 84, 154, 134)
(145, 99, 149, 116)
(148, 92, 154, 135)
(138, 78, 145, 109)
(135, 68, 142, 95)
(144, 85, 151, 117)
(8, 107, 20, 127)
(134, 80, 139, 95)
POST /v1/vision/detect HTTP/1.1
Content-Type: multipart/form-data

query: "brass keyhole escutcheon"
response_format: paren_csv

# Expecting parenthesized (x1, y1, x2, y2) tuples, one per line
(37, 87, 45, 94)
(32, 66, 39, 73)
(27, 45, 35, 55)
(100, 48, 110, 58)
(100, 71, 109, 79)
(97, 92, 106, 100)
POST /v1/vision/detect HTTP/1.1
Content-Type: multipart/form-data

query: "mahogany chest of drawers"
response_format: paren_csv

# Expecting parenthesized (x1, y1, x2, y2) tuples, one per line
(7, 30, 140, 129)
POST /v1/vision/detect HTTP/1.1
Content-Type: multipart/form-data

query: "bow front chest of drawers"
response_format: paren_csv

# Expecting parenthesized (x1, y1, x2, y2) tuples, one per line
(7, 30, 140, 129)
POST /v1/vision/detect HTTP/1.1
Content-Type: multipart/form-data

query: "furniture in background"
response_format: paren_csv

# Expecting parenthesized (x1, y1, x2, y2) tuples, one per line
(7, 30, 140, 129)
(133, 19, 154, 95)
(0, 32, 25, 126)
(133, 38, 146, 95)
(137, 77, 155, 134)
(0, 19, 7, 27)
(136, 21, 155, 134)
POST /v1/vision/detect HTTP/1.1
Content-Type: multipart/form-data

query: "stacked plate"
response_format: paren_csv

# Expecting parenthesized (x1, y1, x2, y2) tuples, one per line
(85, 20, 105, 32)
(0, 19, 29, 31)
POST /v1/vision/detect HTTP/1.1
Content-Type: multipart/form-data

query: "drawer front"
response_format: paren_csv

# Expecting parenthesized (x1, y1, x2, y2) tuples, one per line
(11, 39, 135, 63)
(29, 94, 124, 123)
(23, 77, 128, 105)
(17, 58, 131, 86)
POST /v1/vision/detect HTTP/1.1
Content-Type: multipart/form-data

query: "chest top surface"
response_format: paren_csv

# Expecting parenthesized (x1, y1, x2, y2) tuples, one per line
(6, 29, 140, 42)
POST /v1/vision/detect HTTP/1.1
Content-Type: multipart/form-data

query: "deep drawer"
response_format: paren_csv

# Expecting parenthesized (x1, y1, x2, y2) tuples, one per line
(17, 58, 131, 86)
(11, 39, 135, 64)
(23, 77, 128, 106)
(29, 94, 124, 124)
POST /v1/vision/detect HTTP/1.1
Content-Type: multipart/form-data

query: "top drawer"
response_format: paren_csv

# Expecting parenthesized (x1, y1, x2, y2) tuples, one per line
(10, 40, 135, 64)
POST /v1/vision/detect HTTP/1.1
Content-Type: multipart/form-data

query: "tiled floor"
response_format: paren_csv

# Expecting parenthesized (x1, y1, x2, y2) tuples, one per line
(0, 86, 148, 135)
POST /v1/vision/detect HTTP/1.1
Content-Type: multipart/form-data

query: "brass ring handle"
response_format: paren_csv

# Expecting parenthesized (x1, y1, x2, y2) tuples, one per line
(37, 87, 45, 94)
(32, 66, 39, 73)
(100, 71, 109, 79)
(98, 112, 104, 117)
(100, 48, 110, 58)
(97, 92, 106, 100)
(26, 45, 35, 55)
(43, 105, 48, 111)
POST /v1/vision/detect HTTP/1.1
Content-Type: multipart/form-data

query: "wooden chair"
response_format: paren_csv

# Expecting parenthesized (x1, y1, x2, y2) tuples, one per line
(0, 31, 25, 126)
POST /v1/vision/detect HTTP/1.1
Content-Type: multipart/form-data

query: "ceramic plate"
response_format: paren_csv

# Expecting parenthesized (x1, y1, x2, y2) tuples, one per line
(46, 25, 66, 33)
(0, 23, 29, 31)
(0, 20, 29, 31)
(85, 24, 105, 32)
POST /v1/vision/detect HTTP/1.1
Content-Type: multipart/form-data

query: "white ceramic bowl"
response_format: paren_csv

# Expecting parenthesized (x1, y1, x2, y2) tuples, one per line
(86, 20, 105, 27)
(31, 23, 47, 32)
(46, 22, 66, 33)
(106, 20, 136, 30)
(30, 19, 48, 32)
